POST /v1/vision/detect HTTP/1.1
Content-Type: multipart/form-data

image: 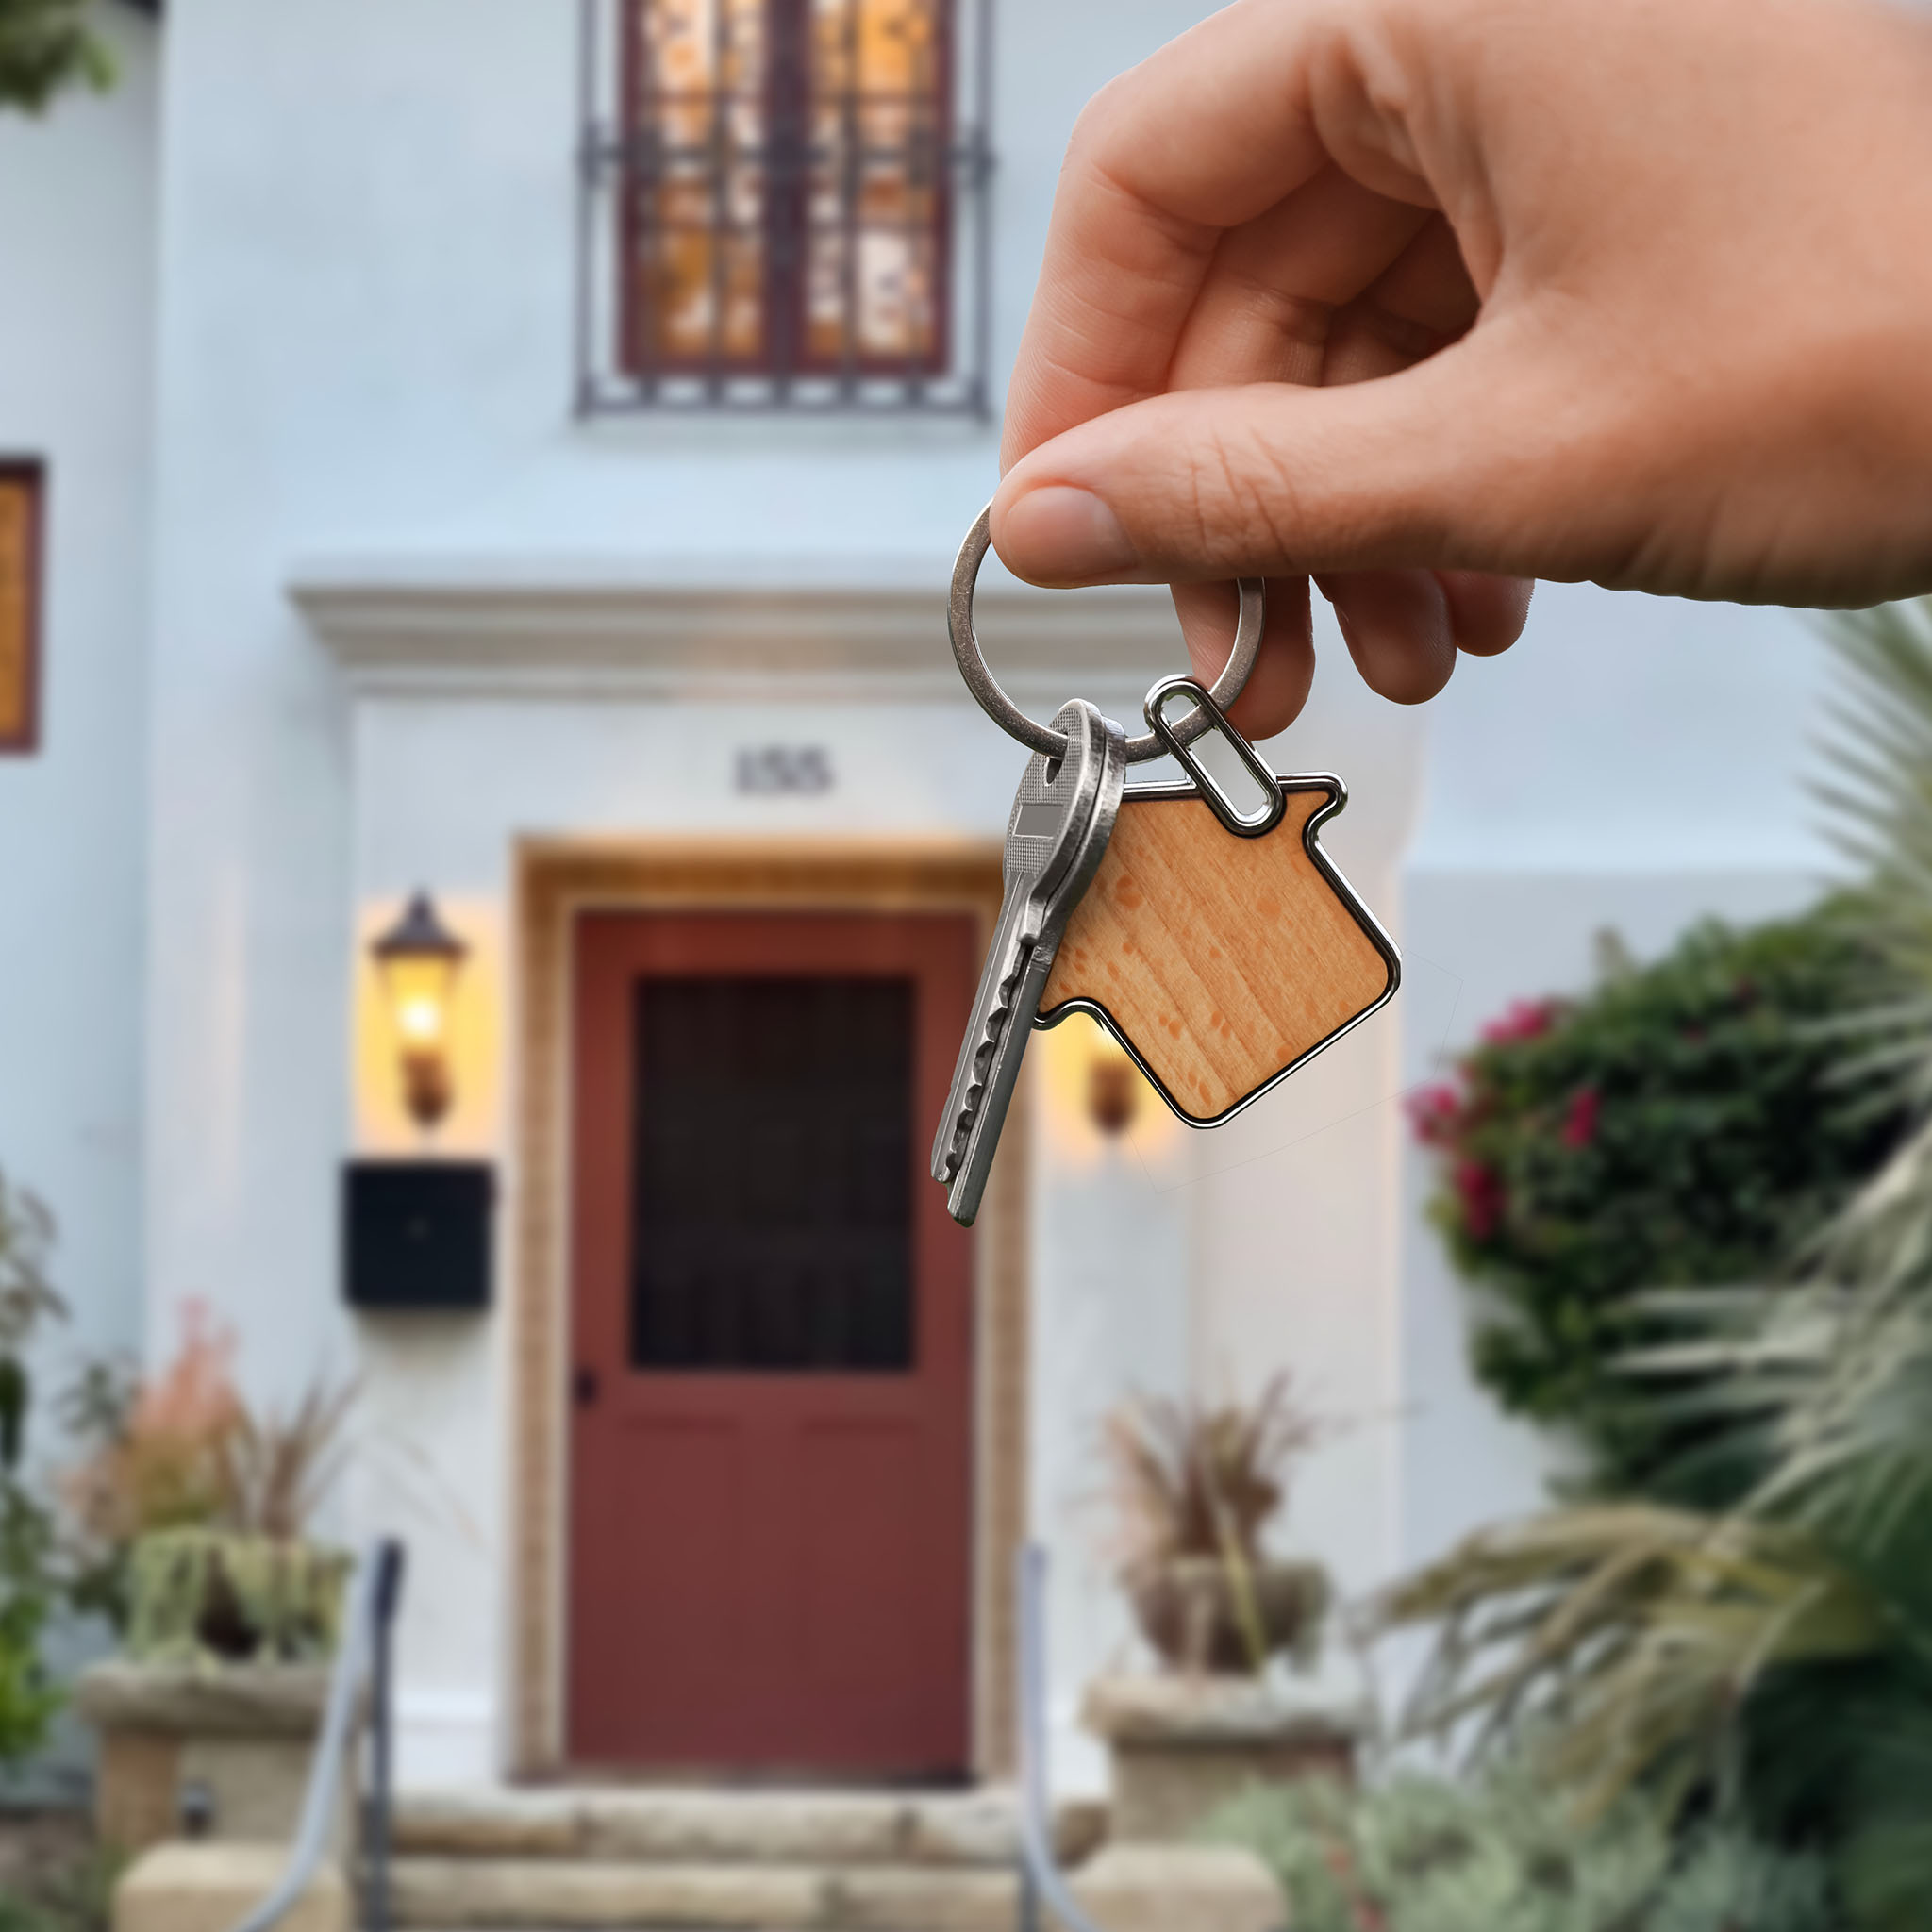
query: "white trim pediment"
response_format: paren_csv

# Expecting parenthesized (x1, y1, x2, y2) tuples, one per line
(291, 556, 1199, 706)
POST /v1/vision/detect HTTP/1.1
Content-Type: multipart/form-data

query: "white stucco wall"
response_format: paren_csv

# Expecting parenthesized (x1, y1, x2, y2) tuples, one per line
(0, 11, 158, 1441)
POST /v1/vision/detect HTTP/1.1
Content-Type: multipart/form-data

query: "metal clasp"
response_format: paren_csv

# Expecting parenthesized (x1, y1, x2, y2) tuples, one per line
(1143, 675, 1287, 838)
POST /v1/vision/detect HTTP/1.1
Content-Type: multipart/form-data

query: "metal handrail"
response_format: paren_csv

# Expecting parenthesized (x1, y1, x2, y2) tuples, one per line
(1015, 1542, 1107, 1932)
(224, 1537, 406, 1932)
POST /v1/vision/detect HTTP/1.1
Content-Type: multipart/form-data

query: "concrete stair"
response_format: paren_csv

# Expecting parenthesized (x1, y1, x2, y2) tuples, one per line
(388, 1787, 1102, 1932)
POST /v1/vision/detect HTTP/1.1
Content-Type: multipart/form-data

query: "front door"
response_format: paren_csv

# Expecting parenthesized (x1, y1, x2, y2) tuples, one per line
(567, 909, 978, 1775)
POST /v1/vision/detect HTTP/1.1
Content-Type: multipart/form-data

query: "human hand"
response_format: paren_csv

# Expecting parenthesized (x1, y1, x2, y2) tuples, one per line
(994, 0, 1932, 738)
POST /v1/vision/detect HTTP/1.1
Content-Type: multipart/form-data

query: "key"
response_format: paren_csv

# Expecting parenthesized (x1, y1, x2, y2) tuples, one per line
(931, 698, 1126, 1226)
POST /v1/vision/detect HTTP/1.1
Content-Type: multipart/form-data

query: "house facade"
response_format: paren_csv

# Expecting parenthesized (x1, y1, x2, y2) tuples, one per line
(2, 0, 1833, 1797)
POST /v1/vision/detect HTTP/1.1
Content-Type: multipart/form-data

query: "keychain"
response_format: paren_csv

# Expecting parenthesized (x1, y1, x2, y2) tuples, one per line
(930, 506, 1400, 1226)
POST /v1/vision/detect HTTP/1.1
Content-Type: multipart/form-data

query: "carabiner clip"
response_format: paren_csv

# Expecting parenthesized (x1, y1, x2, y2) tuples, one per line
(1143, 674, 1287, 838)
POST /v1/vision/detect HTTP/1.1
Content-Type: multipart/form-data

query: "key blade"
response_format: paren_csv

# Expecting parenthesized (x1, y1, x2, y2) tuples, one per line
(934, 702, 1127, 1227)
(941, 939, 1058, 1226)
(930, 701, 1105, 1191)
(930, 893, 1035, 1187)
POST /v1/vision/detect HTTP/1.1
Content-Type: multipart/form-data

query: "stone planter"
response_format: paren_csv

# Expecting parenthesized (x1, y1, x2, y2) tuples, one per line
(1127, 1555, 1329, 1674)
(75, 1659, 356, 1858)
(1082, 1672, 1369, 1843)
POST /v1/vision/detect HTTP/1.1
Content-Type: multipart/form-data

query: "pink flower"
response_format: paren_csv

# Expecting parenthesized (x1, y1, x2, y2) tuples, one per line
(1561, 1088, 1601, 1150)
(1454, 1159, 1506, 1241)
(1481, 997, 1559, 1045)
(1406, 1081, 1465, 1147)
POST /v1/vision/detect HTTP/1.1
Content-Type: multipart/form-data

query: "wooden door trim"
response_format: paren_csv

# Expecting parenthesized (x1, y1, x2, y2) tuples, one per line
(509, 839, 1027, 1780)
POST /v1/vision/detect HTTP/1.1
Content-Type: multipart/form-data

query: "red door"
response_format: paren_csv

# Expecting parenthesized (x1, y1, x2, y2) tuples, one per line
(567, 910, 978, 1775)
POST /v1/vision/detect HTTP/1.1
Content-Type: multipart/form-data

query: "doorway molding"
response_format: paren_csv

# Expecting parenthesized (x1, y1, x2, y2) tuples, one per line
(509, 838, 1026, 1779)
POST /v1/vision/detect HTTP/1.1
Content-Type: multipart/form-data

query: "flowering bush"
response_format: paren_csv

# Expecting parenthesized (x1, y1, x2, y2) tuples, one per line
(1411, 908, 1905, 1499)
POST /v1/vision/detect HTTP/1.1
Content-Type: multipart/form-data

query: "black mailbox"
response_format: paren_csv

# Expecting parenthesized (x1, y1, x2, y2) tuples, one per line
(343, 1160, 493, 1311)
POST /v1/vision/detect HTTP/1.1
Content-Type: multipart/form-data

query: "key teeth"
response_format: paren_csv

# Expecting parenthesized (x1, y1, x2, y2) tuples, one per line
(941, 945, 1030, 1181)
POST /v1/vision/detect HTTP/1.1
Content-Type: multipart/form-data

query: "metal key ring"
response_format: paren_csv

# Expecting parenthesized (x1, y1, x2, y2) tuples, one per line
(948, 503, 1265, 764)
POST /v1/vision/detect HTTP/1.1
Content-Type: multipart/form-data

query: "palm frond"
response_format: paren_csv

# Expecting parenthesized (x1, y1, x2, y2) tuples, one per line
(1382, 1507, 1890, 1813)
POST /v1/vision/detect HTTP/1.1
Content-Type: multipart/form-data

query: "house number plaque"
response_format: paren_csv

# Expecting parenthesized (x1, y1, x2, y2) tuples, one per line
(734, 744, 834, 796)
(0, 462, 42, 755)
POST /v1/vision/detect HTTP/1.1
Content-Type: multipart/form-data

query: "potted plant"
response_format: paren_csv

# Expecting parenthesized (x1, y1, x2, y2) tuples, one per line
(1084, 1375, 1366, 1842)
(67, 1307, 356, 1856)
(1102, 1374, 1328, 1676)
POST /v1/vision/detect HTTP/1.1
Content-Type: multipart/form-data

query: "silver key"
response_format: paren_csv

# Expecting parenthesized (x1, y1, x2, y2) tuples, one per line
(932, 698, 1126, 1226)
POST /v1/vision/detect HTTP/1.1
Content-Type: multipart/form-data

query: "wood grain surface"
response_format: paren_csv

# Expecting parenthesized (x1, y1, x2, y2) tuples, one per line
(1040, 787, 1394, 1123)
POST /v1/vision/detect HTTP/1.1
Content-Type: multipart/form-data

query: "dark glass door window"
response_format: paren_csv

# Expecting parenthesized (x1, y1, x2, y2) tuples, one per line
(630, 975, 915, 1370)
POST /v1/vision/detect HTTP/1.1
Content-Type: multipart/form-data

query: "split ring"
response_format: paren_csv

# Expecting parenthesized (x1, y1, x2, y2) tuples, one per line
(947, 503, 1265, 764)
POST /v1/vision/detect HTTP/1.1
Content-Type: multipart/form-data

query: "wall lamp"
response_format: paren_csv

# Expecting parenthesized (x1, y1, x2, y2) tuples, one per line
(371, 891, 467, 1131)
(1086, 1032, 1142, 1138)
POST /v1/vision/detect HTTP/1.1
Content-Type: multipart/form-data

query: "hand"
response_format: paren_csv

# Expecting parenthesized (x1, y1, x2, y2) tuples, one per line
(994, 0, 1932, 738)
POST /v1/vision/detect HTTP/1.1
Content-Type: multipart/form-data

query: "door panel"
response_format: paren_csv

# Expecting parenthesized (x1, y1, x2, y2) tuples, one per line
(567, 910, 978, 1774)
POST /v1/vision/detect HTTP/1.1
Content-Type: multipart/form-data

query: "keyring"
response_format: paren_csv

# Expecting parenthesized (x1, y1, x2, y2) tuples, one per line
(948, 503, 1265, 764)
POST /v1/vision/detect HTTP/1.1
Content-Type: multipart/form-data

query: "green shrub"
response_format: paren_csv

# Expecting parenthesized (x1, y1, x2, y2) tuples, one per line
(1410, 908, 1903, 1499)
(0, 0, 113, 114)
(0, 1173, 64, 1765)
(0, 1834, 121, 1932)
(1206, 1764, 1834, 1932)
(0, 1483, 59, 1760)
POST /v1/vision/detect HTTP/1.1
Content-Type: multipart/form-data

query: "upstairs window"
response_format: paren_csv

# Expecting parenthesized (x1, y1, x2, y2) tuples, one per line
(578, 0, 991, 413)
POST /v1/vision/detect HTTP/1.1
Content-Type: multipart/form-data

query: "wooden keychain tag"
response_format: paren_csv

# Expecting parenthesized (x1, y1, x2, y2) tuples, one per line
(1038, 678, 1398, 1127)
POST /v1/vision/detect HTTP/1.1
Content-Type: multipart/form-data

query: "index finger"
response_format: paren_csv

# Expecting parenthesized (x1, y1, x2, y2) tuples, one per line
(1001, 0, 1362, 469)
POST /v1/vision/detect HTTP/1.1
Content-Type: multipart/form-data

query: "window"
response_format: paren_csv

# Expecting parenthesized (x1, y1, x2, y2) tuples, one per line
(629, 976, 915, 1370)
(0, 460, 42, 756)
(578, 0, 991, 412)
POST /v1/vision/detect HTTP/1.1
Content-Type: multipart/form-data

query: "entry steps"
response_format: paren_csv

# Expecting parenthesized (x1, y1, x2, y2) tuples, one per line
(389, 1785, 1107, 1931)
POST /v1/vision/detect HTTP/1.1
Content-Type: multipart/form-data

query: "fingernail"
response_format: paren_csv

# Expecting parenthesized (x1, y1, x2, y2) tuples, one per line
(997, 485, 1140, 583)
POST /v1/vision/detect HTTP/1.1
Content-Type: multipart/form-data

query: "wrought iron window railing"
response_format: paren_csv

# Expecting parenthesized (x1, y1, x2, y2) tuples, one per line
(576, 0, 992, 415)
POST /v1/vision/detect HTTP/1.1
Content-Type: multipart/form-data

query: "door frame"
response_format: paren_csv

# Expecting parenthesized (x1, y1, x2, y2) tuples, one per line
(508, 838, 1028, 1780)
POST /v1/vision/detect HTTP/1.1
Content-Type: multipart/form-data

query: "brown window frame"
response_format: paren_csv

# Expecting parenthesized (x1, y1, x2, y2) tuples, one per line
(0, 459, 43, 757)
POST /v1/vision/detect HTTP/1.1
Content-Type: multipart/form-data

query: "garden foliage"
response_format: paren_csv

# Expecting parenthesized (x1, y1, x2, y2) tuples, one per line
(0, 0, 111, 112)
(1411, 908, 1902, 1498)
(0, 1174, 64, 1764)
(1384, 597, 1932, 1931)
(1207, 1762, 1831, 1932)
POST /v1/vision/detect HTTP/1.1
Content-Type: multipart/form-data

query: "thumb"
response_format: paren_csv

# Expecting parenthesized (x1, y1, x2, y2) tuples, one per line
(990, 335, 1585, 588)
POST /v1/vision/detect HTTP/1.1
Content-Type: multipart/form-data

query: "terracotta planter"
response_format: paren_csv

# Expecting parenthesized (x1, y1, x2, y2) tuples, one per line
(1127, 1555, 1329, 1674)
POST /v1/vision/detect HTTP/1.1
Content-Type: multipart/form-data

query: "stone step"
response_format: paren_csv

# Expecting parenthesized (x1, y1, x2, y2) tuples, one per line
(389, 1856, 1019, 1932)
(388, 1845, 1285, 1932)
(393, 1787, 1099, 1869)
